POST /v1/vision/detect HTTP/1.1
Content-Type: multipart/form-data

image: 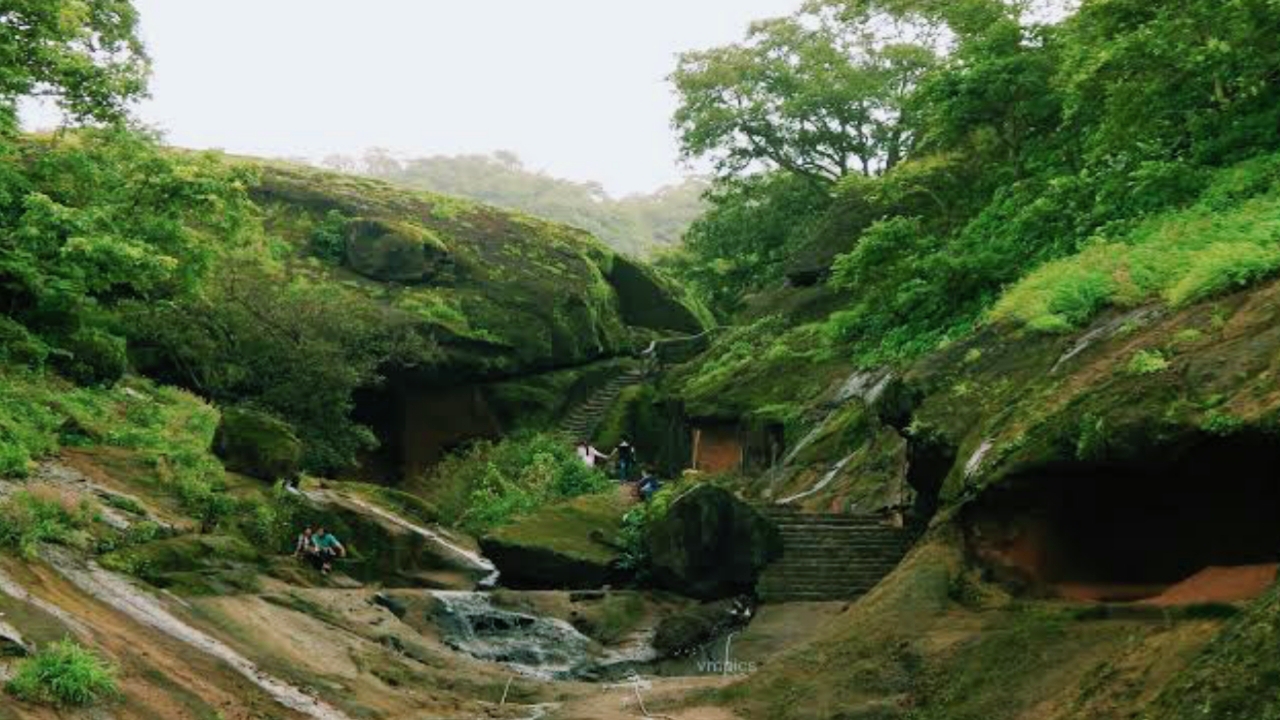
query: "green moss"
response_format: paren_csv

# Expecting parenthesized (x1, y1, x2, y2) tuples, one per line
(485, 493, 626, 565)
(1148, 583, 1280, 720)
(213, 407, 302, 482)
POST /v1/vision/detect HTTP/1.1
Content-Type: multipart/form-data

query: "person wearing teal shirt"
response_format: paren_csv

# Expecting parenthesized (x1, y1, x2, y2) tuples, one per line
(313, 527, 346, 574)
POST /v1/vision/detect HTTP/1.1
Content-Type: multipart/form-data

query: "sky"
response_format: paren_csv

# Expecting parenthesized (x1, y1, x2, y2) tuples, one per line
(64, 0, 808, 196)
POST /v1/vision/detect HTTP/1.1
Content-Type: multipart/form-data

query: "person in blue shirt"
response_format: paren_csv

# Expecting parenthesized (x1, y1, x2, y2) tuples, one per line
(312, 526, 347, 574)
(637, 469, 662, 502)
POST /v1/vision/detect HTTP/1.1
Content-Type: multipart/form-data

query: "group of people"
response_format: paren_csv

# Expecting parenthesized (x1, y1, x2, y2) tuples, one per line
(575, 436, 663, 502)
(293, 525, 347, 574)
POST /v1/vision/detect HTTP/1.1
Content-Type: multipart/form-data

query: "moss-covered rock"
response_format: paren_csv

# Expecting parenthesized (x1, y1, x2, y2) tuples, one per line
(213, 407, 303, 481)
(606, 254, 714, 334)
(99, 534, 263, 595)
(344, 217, 450, 283)
(479, 494, 629, 590)
(646, 484, 781, 600)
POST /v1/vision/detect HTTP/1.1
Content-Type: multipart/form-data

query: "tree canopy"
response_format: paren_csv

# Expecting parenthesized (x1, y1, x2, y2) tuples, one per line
(0, 0, 149, 132)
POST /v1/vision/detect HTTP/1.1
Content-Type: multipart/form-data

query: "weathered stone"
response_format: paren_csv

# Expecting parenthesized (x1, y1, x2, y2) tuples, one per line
(480, 495, 628, 590)
(213, 407, 303, 481)
(0, 619, 30, 657)
(607, 254, 713, 335)
(646, 484, 782, 600)
(344, 218, 449, 284)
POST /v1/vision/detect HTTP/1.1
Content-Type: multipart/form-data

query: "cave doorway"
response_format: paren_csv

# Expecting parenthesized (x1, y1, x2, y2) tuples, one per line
(964, 432, 1280, 604)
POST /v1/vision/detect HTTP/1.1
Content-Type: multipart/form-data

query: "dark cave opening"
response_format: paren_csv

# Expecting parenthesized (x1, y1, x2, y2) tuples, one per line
(965, 432, 1280, 602)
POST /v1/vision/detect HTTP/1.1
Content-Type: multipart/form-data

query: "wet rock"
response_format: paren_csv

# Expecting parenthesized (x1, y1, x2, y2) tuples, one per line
(653, 597, 754, 657)
(213, 407, 303, 481)
(0, 619, 30, 657)
(646, 484, 782, 600)
(371, 592, 408, 619)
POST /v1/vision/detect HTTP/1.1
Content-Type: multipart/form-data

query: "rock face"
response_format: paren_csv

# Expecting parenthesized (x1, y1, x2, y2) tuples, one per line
(606, 254, 713, 335)
(344, 218, 450, 283)
(647, 485, 782, 600)
(480, 494, 627, 590)
(213, 407, 303, 481)
(0, 619, 29, 656)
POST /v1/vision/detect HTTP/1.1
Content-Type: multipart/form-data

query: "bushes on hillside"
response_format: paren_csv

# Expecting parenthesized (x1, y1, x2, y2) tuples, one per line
(0, 490, 96, 559)
(422, 433, 613, 534)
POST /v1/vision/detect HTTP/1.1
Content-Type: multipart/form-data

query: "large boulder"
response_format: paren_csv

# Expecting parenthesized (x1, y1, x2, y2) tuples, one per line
(213, 407, 303, 481)
(606, 255, 713, 335)
(646, 484, 782, 600)
(345, 218, 450, 283)
(480, 494, 628, 590)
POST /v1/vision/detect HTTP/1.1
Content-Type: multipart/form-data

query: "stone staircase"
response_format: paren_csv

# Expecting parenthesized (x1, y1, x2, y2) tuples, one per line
(557, 366, 649, 442)
(756, 507, 912, 603)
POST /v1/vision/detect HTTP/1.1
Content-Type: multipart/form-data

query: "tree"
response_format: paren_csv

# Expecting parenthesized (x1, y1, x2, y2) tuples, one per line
(659, 172, 831, 315)
(0, 0, 149, 132)
(671, 14, 937, 183)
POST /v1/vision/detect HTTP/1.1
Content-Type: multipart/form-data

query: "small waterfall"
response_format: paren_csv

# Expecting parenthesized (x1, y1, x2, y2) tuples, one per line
(777, 453, 857, 506)
(430, 591, 597, 679)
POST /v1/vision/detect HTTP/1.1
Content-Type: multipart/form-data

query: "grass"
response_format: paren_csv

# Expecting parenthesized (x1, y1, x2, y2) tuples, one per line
(992, 186, 1280, 333)
(5, 639, 119, 707)
(0, 489, 97, 558)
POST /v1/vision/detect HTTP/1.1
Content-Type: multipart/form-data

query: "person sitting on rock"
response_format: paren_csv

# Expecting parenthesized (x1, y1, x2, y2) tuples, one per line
(312, 526, 347, 574)
(638, 469, 662, 502)
(294, 526, 320, 568)
(576, 440, 609, 469)
(614, 437, 637, 481)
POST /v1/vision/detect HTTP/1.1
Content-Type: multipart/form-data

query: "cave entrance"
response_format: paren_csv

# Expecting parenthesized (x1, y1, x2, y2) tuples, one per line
(965, 432, 1280, 604)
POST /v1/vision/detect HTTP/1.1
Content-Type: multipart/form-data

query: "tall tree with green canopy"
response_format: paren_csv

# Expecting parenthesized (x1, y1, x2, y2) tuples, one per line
(0, 0, 149, 132)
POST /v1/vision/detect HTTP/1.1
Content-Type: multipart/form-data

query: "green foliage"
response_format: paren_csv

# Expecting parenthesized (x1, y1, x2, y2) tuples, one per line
(124, 257, 436, 473)
(423, 433, 613, 535)
(658, 172, 831, 315)
(671, 0, 1280, 366)
(308, 209, 349, 263)
(5, 639, 119, 707)
(992, 181, 1280, 331)
(0, 130, 256, 398)
(52, 327, 127, 386)
(0, 490, 96, 559)
(1126, 350, 1170, 376)
(670, 1, 994, 182)
(0, 0, 147, 132)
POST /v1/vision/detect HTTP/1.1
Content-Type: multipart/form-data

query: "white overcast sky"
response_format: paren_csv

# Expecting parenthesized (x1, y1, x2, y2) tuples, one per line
(108, 1, 807, 196)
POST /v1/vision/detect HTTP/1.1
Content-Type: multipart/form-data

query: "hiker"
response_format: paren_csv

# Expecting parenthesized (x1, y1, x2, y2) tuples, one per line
(637, 469, 662, 502)
(614, 437, 637, 481)
(312, 526, 347, 574)
(294, 526, 321, 569)
(576, 440, 609, 469)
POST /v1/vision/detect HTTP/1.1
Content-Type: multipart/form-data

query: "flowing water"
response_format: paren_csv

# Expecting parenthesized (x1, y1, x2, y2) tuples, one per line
(430, 590, 597, 679)
(777, 453, 857, 506)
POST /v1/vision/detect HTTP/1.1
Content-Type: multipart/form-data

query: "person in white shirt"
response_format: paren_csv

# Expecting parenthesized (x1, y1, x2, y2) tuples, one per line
(576, 440, 609, 468)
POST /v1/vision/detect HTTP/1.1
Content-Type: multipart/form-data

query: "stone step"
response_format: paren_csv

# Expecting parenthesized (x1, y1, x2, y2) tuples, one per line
(769, 517, 894, 527)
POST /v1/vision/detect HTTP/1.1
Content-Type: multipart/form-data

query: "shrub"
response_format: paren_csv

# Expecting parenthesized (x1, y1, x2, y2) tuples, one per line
(0, 317, 48, 369)
(52, 328, 127, 387)
(0, 489, 96, 558)
(309, 209, 349, 263)
(1126, 350, 1170, 376)
(6, 639, 119, 707)
(992, 182, 1280, 332)
(423, 432, 613, 534)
